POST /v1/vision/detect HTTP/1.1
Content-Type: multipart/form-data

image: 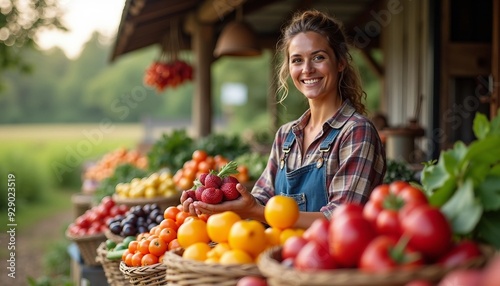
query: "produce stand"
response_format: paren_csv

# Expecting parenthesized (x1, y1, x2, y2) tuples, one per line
(67, 243, 108, 286)
(96, 242, 131, 286)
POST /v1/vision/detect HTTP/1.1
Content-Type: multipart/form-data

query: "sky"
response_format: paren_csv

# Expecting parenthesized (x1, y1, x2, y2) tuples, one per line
(36, 0, 127, 59)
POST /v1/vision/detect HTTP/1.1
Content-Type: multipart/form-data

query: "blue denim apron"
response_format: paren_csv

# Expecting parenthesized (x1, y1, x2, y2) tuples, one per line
(275, 128, 340, 212)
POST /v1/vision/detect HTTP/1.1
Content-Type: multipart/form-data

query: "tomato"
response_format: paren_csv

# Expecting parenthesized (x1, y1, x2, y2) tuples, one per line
(295, 240, 336, 270)
(400, 205, 452, 261)
(359, 235, 424, 272)
(329, 204, 376, 267)
(437, 269, 483, 286)
(437, 240, 482, 268)
(131, 252, 144, 267)
(398, 186, 428, 205)
(369, 184, 390, 207)
(389, 181, 411, 195)
(362, 200, 382, 227)
(376, 209, 402, 239)
(101, 196, 115, 210)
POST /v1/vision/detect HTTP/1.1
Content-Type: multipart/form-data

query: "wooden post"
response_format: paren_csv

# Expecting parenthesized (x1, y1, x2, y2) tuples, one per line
(492, 0, 499, 118)
(192, 22, 215, 138)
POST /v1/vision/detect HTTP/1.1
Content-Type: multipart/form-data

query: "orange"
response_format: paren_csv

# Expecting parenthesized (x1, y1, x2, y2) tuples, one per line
(131, 252, 144, 267)
(159, 218, 178, 232)
(141, 253, 159, 266)
(264, 195, 299, 230)
(138, 239, 150, 254)
(168, 238, 181, 250)
(182, 242, 212, 261)
(192, 150, 208, 163)
(228, 220, 267, 258)
(206, 211, 242, 243)
(159, 227, 177, 244)
(279, 228, 301, 245)
(219, 249, 254, 265)
(177, 218, 210, 248)
(264, 227, 282, 247)
(164, 206, 181, 221)
(149, 238, 168, 257)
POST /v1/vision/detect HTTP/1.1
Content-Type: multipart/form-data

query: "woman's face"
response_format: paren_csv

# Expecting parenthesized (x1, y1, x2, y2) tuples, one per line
(288, 31, 344, 101)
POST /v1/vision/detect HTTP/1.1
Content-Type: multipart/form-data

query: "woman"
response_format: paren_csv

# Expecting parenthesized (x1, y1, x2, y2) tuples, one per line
(181, 9, 386, 229)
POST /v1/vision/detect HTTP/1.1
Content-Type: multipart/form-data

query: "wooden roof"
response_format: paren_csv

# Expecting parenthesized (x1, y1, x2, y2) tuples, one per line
(111, 0, 379, 61)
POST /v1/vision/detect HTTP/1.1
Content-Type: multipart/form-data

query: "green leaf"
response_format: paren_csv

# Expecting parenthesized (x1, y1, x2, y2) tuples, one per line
(441, 179, 483, 234)
(444, 142, 468, 174)
(477, 175, 500, 211)
(472, 112, 490, 140)
(490, 109, 500, 135)
(476, 210, 500, 250)
(422, 151, 458, 206)
(428, 177, 457, 207)
(465, 135, 500, 166)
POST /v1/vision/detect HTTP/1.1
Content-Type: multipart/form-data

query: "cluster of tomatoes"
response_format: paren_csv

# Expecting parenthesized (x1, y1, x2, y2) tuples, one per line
(121, 205, 200, 267)
(143, 60, 193, 92)
(282, 181, 483, 273)
(67, 196, 129, 237)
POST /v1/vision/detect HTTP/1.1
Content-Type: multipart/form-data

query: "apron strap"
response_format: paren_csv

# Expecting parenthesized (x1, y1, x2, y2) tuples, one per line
(282, 130, 296, 153)
(319, 128, 341, 153)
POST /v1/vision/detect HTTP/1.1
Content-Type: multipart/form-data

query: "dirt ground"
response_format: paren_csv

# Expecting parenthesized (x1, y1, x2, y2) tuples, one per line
(0, 209, 73, 286)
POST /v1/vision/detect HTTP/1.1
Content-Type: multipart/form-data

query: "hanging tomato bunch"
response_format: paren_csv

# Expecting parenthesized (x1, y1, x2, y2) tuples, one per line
(144, 59, 194, 92)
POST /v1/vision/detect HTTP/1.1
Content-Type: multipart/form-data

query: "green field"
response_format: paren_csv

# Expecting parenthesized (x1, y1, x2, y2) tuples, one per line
(0, 123, 145, 231)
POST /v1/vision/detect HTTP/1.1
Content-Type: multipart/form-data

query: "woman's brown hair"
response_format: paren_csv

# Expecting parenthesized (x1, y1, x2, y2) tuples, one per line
(275, 9, 367, 115)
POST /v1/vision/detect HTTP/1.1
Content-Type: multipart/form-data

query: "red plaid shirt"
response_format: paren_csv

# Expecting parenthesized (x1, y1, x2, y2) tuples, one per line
(251, 100, 386, 219)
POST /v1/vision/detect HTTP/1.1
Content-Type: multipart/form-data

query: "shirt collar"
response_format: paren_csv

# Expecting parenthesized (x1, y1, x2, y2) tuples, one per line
(292, 99, 356, 132)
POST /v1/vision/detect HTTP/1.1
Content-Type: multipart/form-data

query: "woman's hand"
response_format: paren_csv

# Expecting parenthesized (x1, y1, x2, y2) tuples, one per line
(180, 190, 198, 216)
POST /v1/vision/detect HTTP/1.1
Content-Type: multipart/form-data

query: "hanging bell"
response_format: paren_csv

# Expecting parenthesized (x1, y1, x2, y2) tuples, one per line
(213, 21, 261, 58)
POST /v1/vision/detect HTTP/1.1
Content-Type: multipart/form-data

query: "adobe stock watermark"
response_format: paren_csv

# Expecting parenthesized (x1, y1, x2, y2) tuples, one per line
(352, 0, 411, 49)
(51, 85, 149, 182)
(405, 76, 499, 163)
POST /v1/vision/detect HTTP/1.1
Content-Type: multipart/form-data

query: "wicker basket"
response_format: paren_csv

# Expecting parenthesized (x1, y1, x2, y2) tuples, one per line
(258, 245, 495, 286)
(65, 230, 107, 266)
(164, 248, 263, 286)
(119, 261, 167, 286)
(112, 193, 181, 210)
(96, 242, 131, 286)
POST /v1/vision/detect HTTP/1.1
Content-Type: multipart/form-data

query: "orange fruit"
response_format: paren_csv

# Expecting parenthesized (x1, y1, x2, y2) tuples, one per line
(279, 228, 301, 245)
(138, 239, 150, 254)
(149, 238, 168, 257)
(164, 207, 181, 221)
(141, 253, 159, 266)
(168, 238, 181, 250)
(264, 195, 299, 230)
(264, 227, 282, 247)
(182, 242, 212, 261)
(206, 211, 242, 243)
(219, 249, 254, 265)
(192, 150, 208, 163)
(228, 220, 267, 258)
(159, 227, 177, 244)
(177, 218, 210, 248)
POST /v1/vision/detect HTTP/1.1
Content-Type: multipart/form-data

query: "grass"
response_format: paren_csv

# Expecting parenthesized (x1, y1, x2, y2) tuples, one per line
(0, 123, 144, 230)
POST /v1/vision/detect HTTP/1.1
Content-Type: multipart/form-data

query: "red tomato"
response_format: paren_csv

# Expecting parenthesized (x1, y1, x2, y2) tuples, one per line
(389, 181, 411, 195)
(359, 235, 424, 272)
(369, 184, 390, 206)
(295, 240, 336, 271)
(329, 204, 376, 268)
(398, 186, 428, 205)
(376, 209, 402, 239)
(437, 240, 482, 268)
(400, 205, 452, 261)
(362, 200, 383, 226)
(101, 196, 115, 210)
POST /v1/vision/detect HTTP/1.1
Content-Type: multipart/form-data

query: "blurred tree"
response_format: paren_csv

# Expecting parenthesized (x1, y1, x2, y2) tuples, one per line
(0, 0, 66, 77)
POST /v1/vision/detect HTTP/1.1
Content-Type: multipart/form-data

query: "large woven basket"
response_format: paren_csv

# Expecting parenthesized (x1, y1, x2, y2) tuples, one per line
(112, 193, 181, 210)
(164, 248, 263, 286)
(96, 242, 131, 286)
(258, 245, 495, 286)
(65, 230, 107, 266)
(119, 261, 167, 286)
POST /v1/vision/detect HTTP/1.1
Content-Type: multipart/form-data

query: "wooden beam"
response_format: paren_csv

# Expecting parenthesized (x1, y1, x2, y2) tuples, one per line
(492, 0, 500, 118)
(198, 0, 247, 23)
(358, 48, 384, 79)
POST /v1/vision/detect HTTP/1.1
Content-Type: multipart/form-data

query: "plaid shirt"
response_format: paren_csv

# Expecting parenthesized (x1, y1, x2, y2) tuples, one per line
(252, 100, 386, 219)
